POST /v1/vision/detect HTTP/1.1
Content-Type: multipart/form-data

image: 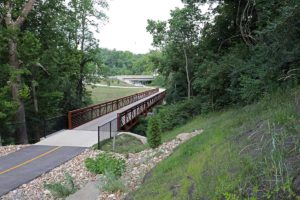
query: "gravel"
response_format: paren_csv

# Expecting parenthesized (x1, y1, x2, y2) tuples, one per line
(98, 130, 203, 200)
(0, 145, 30, 158)
(0, 130, 203, 200)
(1, 149, 101, 200)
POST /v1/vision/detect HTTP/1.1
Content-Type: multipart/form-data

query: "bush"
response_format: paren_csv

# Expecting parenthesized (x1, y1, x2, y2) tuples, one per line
(44, 173, 77, 198)
(146, 117, 162, 148)
(132, 116, 148, 136)
(101, 171, 127, 193)
(85, 153, 126, 177)
(152, 98, 202, 133)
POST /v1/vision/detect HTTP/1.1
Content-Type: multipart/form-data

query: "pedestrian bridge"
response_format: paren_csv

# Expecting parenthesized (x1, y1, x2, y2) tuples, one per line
(36, 88, 166, 147)
(112, 75, 155, 85)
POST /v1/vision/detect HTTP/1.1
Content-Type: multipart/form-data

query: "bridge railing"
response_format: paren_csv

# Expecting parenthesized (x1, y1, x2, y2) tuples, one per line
(96, 90, 166, 150)
(117, 90, 166, 131)
(68, 88, 159, 129)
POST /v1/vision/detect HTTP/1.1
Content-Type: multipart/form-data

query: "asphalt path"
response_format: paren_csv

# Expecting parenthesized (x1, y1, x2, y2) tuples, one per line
(0, 145, 86, 196)
(0, 89, 165, 196)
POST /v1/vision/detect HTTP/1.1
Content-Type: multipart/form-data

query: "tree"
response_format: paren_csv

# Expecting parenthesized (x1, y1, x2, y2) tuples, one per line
(147, 3, 204, 99)
(1, 0, 37, 144)
(69, 0, 108, 104)
(146, 117, 162, 149)
(147, 0, 300, 108)
(0, 0, 109, 144)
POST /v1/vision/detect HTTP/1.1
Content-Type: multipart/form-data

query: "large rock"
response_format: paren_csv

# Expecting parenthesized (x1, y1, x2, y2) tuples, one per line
(67, 181, 100, 200)
(176, 129, 203, 141)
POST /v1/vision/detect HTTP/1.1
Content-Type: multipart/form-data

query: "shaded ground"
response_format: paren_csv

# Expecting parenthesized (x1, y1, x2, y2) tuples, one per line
(94, 134, 148, 154)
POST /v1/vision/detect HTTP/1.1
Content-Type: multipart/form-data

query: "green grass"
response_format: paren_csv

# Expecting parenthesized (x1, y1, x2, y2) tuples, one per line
(127, 88, 300, 200)
(93, 134, 148, 154)
(97, 78, 134, 87)
(87, 86, 149, 104)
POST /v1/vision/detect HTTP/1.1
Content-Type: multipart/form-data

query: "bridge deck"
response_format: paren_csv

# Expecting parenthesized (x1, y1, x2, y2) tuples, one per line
(35, 89, 165, 147)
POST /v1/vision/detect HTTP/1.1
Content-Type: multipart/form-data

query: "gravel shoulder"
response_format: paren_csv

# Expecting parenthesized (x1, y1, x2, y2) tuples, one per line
(1, 149, 100, 200)
(0, 130, 202, 200)
(0, 145, 30, 158)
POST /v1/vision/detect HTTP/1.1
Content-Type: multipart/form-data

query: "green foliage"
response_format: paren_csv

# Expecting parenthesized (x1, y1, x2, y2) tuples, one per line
(146, 117, 162, 148)
(0, 0, 108, 144)
(98, 48, 161, 76)
(151, 98, 202, 133)
(128, 88, 300, 200)
(101, 171, 127, 193)
(147, 0, 300, 108)
(150, 75, 166, 87)
(44, 173, 77, 198)
(132, 116, 148, 136)
(85, 153, 126, 177)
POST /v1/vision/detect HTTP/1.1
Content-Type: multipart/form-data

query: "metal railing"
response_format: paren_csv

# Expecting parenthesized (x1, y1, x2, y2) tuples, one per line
(1, 115, 68, 145)
(97, 118, 118, 150)
(68, 88, 159, 129)
(117, 91, 166, 131)
(97, 90, 166, 150)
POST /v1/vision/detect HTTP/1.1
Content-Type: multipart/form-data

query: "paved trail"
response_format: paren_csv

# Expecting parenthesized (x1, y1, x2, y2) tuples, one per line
(0, 145, 85, 196)
(35, 89, 165, 147)
(0, 89, 165, 197)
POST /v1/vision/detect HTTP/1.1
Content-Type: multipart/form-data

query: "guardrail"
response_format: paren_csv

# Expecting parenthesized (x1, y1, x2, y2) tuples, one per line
(117, 90, 166, 131)
(68, 88, 159, 129)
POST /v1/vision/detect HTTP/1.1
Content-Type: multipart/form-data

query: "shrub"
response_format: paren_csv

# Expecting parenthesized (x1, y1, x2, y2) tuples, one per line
(146, 117, 162, 148)
(152, 98, 202, 132)
(44, 173, 77, 198)
(132, 116, 148, 136)
(85, 153, 126, 177)
(101, 171, 127, 193)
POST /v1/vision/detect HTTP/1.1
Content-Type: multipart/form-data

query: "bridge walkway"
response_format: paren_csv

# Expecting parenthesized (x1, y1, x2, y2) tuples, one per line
(35, 89, 165, 147)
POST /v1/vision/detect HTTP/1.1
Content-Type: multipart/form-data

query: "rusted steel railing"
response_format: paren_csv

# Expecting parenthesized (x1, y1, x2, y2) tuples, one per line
(117, 90, 166, 131)
(68, 88, 159, 129)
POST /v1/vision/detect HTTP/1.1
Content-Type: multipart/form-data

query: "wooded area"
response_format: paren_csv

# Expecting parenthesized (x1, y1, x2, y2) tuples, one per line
(147, 0, 300, 106)
(99, 48, 160, 76)
(0, 0, 299, 145)
(0, 0, 108, 144)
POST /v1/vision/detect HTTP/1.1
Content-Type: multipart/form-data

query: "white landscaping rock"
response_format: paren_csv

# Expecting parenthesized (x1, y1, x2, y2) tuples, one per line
(0, 145, 30, 158)
(0, 129, 203, 200)
(176, 129, 203, 141)
(97, 129, 203, 200)
(66, 181, 100, 200)
(1, 149, 101, 200)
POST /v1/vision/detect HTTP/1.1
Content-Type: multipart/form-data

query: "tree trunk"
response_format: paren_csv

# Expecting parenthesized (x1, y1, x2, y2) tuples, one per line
(4, 0, 36, 144)
(9, 39, 28, 144)
(31, 80, 38, 112)
(77, 63, 84, 104)
(183, 48, 191, 99)
(76, 15, 87, 105)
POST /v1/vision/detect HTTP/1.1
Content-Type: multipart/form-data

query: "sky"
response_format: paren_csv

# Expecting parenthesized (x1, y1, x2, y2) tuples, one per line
(96, 0, 183, 54)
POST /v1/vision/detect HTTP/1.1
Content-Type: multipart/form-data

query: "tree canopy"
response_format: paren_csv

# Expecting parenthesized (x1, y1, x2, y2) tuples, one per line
(98, 48, 160, 76)
(0, 0, 107, 144)
(147, 0, 300, 106)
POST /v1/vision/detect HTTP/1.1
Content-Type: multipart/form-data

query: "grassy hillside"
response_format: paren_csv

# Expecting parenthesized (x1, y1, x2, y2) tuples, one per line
(93, 134, 148, 154)
(97, 78, 134, 87)
(127, 88, 300, 199)
(87, 86, 149, 104)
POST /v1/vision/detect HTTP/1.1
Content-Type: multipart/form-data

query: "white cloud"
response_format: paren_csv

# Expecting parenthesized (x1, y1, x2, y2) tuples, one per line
(95, 0, 183, 54)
